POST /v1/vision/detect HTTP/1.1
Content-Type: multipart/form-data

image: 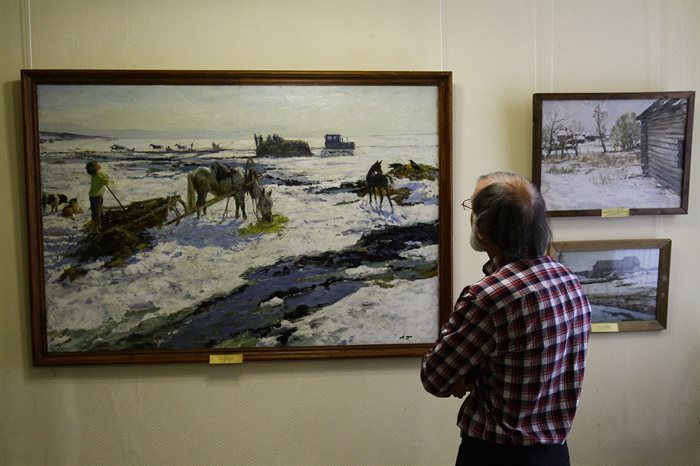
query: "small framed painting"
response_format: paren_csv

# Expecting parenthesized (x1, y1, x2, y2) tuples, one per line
(533, 92, 694, 217)
(549, 239, 671, 332)
(21, 69, 453, 365)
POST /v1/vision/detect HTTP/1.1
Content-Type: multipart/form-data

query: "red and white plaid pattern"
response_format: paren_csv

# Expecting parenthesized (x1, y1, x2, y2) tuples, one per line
(421, 254, 591, 445)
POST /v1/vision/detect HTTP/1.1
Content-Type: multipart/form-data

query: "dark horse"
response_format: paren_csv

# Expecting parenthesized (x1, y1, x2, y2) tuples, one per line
(366, 160, 393, 208)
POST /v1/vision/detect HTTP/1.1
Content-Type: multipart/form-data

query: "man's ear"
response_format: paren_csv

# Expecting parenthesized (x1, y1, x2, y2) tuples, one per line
(472, 215, 483, 239)
(474, 221, 492, 245)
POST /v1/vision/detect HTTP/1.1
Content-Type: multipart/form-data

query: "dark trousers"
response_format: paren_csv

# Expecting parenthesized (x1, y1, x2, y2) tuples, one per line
(89, 196, 104, 228)
(456, 435, 570, 466)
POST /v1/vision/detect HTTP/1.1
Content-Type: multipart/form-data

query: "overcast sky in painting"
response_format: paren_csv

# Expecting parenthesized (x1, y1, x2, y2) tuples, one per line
(38, 85, 438, 139)
(542, 99, 657, 134)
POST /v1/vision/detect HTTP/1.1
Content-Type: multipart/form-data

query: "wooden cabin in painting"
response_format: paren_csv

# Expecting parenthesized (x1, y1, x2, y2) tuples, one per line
(590, 256, 642, 279)
(636, 98, 689, 195)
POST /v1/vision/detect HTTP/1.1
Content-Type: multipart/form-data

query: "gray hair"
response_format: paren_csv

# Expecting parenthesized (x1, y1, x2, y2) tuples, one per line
(472, 171, 551, 262)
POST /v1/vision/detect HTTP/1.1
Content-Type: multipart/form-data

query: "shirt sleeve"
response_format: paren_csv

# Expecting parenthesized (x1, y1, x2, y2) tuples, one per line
(420, 288, 497, 397)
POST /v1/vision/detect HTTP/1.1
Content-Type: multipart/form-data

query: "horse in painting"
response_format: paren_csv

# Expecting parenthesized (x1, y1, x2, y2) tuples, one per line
(186, 159, 273, 221)
(187, 162, 247, 219)
(366, 160, 393, 208)
(245, 158, 269, 220)
(256, 189, 273, 222)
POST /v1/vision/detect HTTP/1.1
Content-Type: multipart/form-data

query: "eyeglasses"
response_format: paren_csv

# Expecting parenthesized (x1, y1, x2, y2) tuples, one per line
(461, 198, 472, 210)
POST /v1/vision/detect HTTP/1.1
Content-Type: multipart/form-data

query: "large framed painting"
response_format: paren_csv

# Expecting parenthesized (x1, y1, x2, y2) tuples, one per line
(549, 239, 671, 332)
(21, 69, 453, 365)
(533, 92, 694, 217)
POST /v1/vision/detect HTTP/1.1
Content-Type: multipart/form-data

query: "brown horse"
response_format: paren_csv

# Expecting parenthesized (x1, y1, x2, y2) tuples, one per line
(366, 160, 393, 208)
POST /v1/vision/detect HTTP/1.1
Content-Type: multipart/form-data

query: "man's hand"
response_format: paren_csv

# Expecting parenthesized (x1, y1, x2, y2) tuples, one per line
(450, 377, 473, 398)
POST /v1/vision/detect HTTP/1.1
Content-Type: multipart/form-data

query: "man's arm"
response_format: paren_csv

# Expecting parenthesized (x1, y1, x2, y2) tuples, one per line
(98, 172, 110, 186)
(448, 375, 473, 398)
(420, 292, 494, 398)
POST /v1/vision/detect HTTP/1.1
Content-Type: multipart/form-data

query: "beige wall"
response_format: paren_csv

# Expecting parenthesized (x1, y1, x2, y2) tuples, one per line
(1, 0, 698, 464)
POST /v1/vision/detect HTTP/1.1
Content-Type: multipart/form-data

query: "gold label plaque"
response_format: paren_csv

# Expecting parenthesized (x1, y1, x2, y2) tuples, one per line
(601, 208, 630, 218)
(209, 354, 243, 364)
(591, 323, 619, 333)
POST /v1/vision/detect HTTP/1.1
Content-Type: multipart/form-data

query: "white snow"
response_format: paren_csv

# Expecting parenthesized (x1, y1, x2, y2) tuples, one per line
(258, 277, 439, 346)
(577, 270, 659, 322)
(39, 135, 441, 348)
(540, 149, 681, 210)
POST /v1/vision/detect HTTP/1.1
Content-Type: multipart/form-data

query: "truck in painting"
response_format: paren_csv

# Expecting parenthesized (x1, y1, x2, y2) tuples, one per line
(320, 134, 355, 156)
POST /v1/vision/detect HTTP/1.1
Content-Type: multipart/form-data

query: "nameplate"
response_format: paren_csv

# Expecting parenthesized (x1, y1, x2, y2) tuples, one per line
(591, 323, 619, 333)
(209, 354, 243, 364)
(601, 208, 630, 218)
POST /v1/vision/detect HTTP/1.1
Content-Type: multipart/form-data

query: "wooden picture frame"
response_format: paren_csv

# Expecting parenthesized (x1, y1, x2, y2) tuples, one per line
(549, 239, 671, 332)
(533, 92, 694, 217)
(21, 69, 453, 365)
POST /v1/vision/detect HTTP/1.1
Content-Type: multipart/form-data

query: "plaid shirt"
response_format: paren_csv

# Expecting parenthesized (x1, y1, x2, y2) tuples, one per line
(421, 254, 591, 445)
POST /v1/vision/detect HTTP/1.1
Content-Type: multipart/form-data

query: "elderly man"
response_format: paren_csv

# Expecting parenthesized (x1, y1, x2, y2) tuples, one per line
(421, 172, 591, 466)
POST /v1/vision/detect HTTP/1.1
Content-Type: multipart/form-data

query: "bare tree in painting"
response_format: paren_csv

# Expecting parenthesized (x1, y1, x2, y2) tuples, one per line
(543, 108, 568, 157)
(569, 119, 583, 157)
(593, 104, 608, 153)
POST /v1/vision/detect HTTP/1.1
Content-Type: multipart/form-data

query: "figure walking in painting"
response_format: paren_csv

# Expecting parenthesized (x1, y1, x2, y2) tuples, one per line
(85, 161, 110, 233)
(366, 160, 393, 208)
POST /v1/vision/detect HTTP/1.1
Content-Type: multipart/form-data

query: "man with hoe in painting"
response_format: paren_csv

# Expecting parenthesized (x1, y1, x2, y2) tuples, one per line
(85, 161, 111, 233)
(421, 172, 591, 465)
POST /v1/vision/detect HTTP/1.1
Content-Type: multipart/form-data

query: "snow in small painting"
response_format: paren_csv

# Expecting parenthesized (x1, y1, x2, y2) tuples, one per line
(556, 248, 660, 322)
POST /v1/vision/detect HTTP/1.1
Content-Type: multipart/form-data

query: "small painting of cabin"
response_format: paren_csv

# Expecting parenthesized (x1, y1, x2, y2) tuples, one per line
(637, 98, 690, 195)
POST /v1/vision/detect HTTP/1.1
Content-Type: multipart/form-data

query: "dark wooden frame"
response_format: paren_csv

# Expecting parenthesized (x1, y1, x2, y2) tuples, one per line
(21, 69, 453, 365)
(549, 239, 671, 332)
(533, 92, 694, 217)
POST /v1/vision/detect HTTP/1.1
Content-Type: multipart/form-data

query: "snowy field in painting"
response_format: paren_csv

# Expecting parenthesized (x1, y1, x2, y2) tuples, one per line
(39, 134, 440, 351)
(558, 249, 660, 322)
(540, 146, 680, 211)
(580, 271, 659, 322)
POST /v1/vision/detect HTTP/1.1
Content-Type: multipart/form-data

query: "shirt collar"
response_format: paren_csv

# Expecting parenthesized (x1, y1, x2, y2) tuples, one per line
(482, 256, 504, 275)
(482, 249, 540, 275)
